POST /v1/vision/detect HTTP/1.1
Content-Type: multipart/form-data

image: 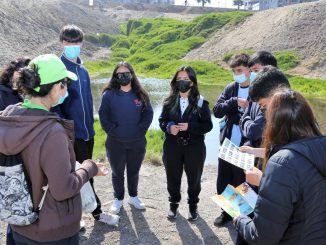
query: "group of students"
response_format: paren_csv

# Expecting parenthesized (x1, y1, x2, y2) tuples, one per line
(0, 23, 325, 245)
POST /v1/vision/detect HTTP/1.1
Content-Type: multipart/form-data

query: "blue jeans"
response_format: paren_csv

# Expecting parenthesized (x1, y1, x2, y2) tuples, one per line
(6, 225, 16, 245)
(12, 231, 79, 245)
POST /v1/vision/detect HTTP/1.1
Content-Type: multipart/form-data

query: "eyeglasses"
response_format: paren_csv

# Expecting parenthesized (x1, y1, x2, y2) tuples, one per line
(61, 78, 72, 88)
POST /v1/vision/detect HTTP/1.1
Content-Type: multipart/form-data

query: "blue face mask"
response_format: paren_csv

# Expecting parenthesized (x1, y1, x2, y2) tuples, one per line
(250, 72, 257, 82)
(57, 91, 68, 105)
(64, 45, 81, 59)
(233, 73, 248, 84)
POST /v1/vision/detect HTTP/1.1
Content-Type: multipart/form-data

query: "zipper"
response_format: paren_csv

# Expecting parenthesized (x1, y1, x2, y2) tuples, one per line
(76, 67, 90, 140)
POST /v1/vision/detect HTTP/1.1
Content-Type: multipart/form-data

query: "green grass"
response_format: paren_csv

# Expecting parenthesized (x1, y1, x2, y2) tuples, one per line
(93, 119, 164, 165)
(85, 12, 326, 98)
(223, 49, 255, 62)
(274, 50, 300, 71)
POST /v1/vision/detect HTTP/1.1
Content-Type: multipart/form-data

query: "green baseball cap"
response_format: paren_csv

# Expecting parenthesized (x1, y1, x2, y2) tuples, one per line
(29, 54, 77, 92)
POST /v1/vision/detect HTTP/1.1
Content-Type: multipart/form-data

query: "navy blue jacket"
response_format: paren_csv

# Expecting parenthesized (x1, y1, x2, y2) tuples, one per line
(235, 136, 326, 245)
(159, 97, 213, 144)
(53, 55, 95, 140)
(0, 84, 22, 111)
(239, 101, 265, 148)
(213, 82, 242, 144)
(98, 89, 153, 142)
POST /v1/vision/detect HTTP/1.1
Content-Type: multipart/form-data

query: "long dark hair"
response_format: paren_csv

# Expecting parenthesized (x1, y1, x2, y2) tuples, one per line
(262, 89, 321, 170)
(102, 61, 149, 108)
(163, 65, 200, 115)
(0, 57, 31, 86)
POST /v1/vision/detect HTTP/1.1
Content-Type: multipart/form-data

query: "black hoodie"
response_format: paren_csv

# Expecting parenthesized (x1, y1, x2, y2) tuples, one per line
(235, 136, 326, 245)
(0, 84, 22, 111)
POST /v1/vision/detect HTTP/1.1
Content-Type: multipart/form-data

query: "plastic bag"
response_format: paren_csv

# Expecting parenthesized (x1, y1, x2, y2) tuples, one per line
(76, 161, 97, 213)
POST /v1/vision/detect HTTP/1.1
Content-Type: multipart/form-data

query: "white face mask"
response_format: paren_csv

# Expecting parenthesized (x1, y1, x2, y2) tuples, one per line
(233, 73, 247, 84)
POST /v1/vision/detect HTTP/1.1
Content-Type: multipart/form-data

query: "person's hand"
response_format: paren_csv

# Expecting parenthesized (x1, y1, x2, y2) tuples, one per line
(170, 125, 179, 135)
(237, 98, 248, 109)
(233, 216, 238, 225)
(239, 146, 265, 158)
(177, 123, 188, 131)
(95, 163, 109, 176)
(245, 167, 262, 187)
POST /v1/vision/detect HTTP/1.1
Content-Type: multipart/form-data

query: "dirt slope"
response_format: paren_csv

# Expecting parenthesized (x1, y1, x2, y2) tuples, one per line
(184, 0, 326, 79)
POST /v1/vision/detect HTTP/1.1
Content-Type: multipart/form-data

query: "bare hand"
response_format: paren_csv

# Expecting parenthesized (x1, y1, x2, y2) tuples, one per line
(245, 167, 262, 187)
(96, 163, 109, 176)
(177, 123, 188, 131)
(237, 98, 248, 109)
(239, 146, 265, 158)
(170, 125, 179, 135)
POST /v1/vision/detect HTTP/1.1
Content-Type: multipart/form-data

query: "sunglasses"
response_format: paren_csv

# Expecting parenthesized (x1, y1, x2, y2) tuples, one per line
(117, 72, 131, 79)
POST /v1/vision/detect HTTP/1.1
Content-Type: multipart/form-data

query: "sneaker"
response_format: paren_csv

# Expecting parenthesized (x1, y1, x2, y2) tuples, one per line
(188, 204, 199, 221)
(110, 199, 123, 214)
(79, 219, 86, 232)
(214, 211, 232, 227)
(128, 196, 146, 210)
(167, 202, 178, 219)
(98, 213, 119, 226)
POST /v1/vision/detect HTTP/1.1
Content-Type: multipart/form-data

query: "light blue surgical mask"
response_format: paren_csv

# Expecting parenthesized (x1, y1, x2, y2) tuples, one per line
(250, 72, 257, 82)
(233, 73, 247, 84)
(57, 91, 68, 105)
(64, 45, 81, 60)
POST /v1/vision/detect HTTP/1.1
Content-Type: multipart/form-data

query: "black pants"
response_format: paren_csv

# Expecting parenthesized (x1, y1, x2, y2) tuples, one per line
(12, 231, 79, 245)
(216, 158, 245, 195)
(163, 139, 206, 205)
(106, 137, 146, 200)
(74, 138, 102, 217)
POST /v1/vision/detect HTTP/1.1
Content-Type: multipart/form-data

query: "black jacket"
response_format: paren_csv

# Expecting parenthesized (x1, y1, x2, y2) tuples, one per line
(159, 98, 213, 145)
(213, 82, 242, 144)
(0, 84, 22, 111)
(235, 136, 326, 245)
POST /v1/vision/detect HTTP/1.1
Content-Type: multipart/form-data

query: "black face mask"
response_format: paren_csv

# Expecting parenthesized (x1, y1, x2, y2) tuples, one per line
(117, 72, 131, 86)
(177, 80, 191, 93)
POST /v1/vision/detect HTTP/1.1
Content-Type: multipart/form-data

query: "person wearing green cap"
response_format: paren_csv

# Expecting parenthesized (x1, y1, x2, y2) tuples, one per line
(0, 54, 110, 244)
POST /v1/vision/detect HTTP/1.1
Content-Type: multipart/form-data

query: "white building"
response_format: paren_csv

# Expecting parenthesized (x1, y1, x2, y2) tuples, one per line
(259, 0, 318, 10)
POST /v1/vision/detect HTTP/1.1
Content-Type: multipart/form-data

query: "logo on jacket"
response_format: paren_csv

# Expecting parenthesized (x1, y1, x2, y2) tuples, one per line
(133, 99, 142, 107)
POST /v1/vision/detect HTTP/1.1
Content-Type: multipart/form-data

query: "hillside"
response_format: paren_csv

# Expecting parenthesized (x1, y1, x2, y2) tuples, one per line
(0, 0, 205, 66)
(185, 0, 326, 79)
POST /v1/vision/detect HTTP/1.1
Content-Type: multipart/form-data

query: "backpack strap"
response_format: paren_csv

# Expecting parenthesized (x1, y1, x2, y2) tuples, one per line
(197, 95, 204, 108)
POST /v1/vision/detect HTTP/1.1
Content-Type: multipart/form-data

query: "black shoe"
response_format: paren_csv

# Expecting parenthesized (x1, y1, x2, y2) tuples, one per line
(188, 204, 198, 221)
(167, 202, 179, 219)
(188, 210, 198, 221)
(214, 211, 232, 227)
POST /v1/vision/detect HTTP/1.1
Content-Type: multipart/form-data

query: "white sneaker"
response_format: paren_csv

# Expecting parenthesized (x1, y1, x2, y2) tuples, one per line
(98, 213, 119, 226)
(79, 219, 86, 231)
(128, 196, 146, 210)
(110, 199, 123, 214)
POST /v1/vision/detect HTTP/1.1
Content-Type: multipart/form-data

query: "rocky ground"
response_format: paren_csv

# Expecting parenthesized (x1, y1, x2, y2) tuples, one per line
(0, 163, 237, 244)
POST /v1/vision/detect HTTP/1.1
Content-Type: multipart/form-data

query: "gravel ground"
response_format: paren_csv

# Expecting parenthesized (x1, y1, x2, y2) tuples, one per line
(0, 163, 237, 245)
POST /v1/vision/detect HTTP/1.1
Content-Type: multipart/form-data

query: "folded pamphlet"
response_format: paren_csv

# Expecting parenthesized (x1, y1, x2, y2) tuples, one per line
(211, 183, 258, 218)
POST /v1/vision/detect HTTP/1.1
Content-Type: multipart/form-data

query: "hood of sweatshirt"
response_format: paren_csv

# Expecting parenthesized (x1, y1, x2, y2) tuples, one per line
(0, 104, 74, 155)
(285, 136, 326, 177)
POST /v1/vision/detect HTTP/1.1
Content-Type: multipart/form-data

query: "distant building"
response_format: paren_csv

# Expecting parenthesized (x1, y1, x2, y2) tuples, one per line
(244, 0, 260, 10)
(108, 0, 175, 4)
(259, 0, 318, 10)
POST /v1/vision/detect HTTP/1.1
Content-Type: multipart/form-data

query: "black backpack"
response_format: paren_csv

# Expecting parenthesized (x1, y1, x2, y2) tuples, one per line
(0, 153, 47, 226)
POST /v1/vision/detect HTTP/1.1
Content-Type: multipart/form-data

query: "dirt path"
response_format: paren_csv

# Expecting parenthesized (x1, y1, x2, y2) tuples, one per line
(0, 163, 236, 244)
